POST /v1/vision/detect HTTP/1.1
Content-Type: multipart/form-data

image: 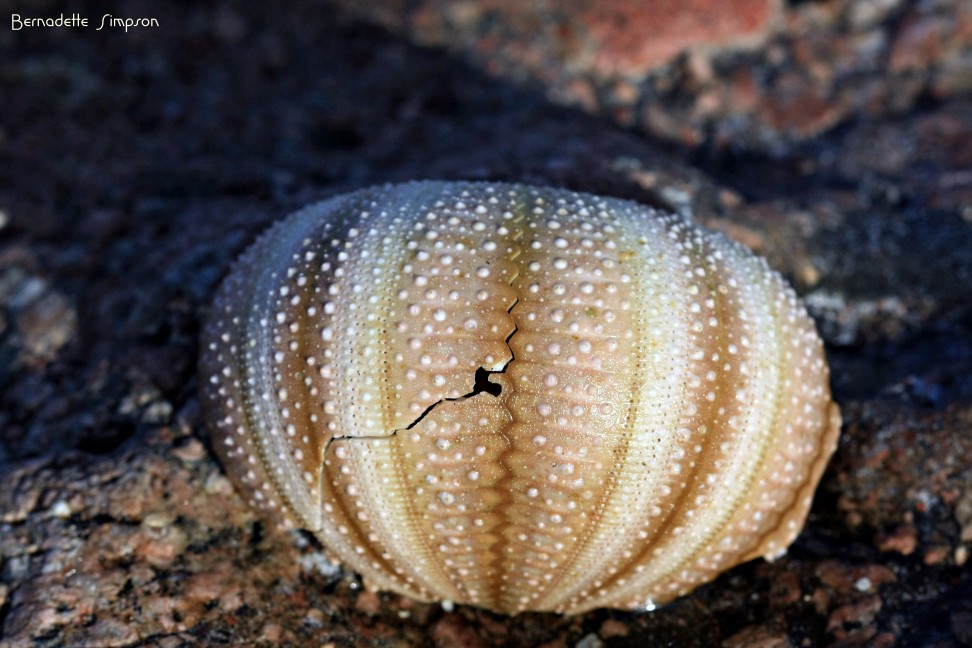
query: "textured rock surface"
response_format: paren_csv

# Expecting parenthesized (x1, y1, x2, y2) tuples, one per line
(1, 1, 971, 645)
(337, 0, 781, 81)
(334, 0, 972, 151)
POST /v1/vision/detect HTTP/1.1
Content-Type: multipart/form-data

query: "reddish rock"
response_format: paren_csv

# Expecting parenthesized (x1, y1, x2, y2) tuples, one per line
(833, 401, 972, 537)
(577, 0, 780, 78)
(332, 0, 972, 150)
(876, 525, 918, 556)
(767, 570, 802, 608)
(754, 73, 846, 139)
(354, 589, 381, 616)
(337, 0, 780, 80)
(827, 596, 882, 646)
(815, 561, 896, 594)
(890, 2, 972, 74)
(923, 545, 952, 566)
(722, 624, 791, 648)
(432, 613, 488, 648)
(598, 618, 629, 639)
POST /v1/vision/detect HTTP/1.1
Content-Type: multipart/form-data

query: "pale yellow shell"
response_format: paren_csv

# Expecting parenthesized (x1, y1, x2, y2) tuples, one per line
(200, 181, 840, 615)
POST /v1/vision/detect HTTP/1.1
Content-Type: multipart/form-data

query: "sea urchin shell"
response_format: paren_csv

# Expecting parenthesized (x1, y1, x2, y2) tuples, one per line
(200, 181, 841, 615)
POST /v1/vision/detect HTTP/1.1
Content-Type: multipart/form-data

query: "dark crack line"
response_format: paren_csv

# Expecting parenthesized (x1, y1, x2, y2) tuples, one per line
(398, 328, 516, 432)
(322, 355, 512, 451)
(324, 299, 520, 451)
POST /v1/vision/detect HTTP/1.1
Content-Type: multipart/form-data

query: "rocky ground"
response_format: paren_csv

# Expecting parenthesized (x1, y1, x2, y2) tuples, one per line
(1, 1, 971, 646)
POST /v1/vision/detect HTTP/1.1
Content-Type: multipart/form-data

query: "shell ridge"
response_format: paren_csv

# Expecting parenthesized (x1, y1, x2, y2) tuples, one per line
(565, 216, 713, 611)
(577, 227, 777, 609)
(514, 308, 642, 611)
(339, 183, 525, 608)
(202, 210, 337, 530)
(741, 300, 843, 562)
(490, 187, 619, 613)
(203, 288, 292, 527)
(690, 265, 794, 565)
(312, 190, 447, 599)
(474, 189, 531, 613)
(309, 198, 435, 597)
(323, 188, 473, 601)
(320, 438, 424, 596)
(657, 248, 788, 602)
(676, 255, 788, 572)
(244, 206, 344, 531)
(531, 307, 644, 613)
(529, 205, 674, 613)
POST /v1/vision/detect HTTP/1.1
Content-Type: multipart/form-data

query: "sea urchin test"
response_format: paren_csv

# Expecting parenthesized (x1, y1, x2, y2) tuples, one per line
(200, 181, 841, 615)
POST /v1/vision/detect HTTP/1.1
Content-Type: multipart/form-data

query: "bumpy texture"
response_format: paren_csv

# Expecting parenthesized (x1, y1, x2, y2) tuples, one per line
(200, 181, 840, 615)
